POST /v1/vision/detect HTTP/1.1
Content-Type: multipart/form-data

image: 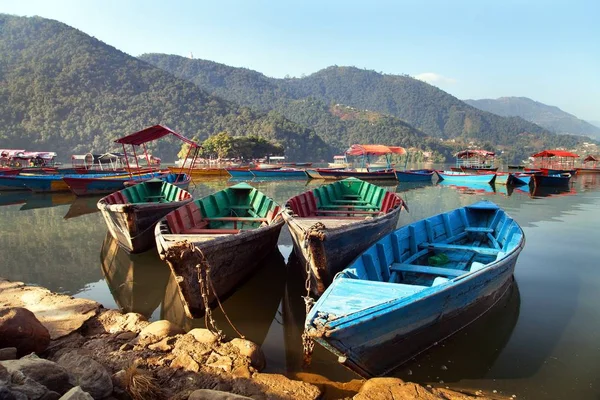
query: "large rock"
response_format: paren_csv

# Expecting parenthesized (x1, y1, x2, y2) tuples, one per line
(59, 386, 94, 400)
(7, 372, 49, 399)
(188, 389, 251, 400)
(355, 377, 486, 399)
(139, 320, 184, 340)
(0, 307, 50, 356)
(0, 347, 17, 361)
(56, 351, 112, 399)
(0, 279, 99, 340)
(0, 354, 71, 394)
(229, 338, 265, 371)
(187, 328, 218, 345)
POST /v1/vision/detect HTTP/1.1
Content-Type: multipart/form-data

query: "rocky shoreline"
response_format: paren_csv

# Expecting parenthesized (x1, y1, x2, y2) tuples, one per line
(0, 277, 506, 399)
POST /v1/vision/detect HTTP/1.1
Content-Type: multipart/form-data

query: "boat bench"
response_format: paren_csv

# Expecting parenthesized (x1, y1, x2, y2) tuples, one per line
(390, 263, 464, 277)
(331, 199, 370, 205)
(319, 204, 378, 210)
(464, 227, 494, 233)
(316, 210, 381, 215)
(418, 242, 501, 256)
(201, 216, 267, 229)
(181, 228, 241, 234)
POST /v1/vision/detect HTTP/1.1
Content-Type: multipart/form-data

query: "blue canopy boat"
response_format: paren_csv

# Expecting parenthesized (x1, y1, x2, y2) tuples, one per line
(435, 170, 496, 184)
(394, 169, 435, 182)
(304, 201, 525, 377)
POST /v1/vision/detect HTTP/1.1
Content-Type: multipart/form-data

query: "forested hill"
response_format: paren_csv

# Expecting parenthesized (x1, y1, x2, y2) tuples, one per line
(0, 15, 330, 161)
(140, 54, 589, 162)
(464, 97, 600, 140)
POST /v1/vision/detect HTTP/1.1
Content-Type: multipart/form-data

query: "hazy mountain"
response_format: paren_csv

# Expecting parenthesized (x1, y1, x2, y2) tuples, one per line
(140, 54, 589, 162)
(0, 14, 330, 161)
(464, 97, 600, 140)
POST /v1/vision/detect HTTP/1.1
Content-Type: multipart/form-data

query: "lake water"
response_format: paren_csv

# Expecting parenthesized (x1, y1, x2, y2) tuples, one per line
(1, 173, 599, 399)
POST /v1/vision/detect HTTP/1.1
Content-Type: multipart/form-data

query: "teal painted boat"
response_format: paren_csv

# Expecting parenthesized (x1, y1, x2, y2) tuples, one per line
(155, 183, 285, 318)
(283, 178, 408, 295)
(97, 179, 193, 253)
(305, 201, 525, 377)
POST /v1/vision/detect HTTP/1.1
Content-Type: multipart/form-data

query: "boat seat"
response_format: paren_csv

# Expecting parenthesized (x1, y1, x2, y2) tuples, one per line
(469, 262, 486, 273)
(464, 227, 493, 233)
(202, 216, 267, 229)
(418, 242, 501, 256)
(180, 228, 241, 234)
(432, 277, 450, 286)
(319, 204, 377, 210)
(316, 210, 381, 215)
(331, 199, 370, 204)
(390, 263, 464, 277)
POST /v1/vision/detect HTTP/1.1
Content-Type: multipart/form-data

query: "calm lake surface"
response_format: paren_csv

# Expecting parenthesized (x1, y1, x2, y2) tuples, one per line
(1, 172, 599, 399)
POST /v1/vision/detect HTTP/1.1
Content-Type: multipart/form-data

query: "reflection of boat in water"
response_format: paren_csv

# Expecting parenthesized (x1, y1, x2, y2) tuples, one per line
(19, 192, 75, 211)
(162, 247, 287, 346)
(0, 191, 32, 207)
(392, 280, 521, 382)
(395, 181, 434, 193)
(530, 185, 576, 198)
(281, 252, 358, 382)
(63, 195, 102, 219)
(436, 181, 495, 195)
(100, 233, 171, 318)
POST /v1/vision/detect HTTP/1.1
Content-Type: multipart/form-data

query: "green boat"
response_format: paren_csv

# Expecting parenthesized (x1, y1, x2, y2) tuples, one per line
(97, 179, 193, 254)
(154, 183, 285, 318)
(283, 178, 408, 295)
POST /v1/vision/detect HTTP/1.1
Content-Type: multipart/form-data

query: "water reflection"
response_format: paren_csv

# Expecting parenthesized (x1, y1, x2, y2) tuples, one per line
(530, 185, 577, 198)
(19, 193, 75, 211)
(393, 281, 521, 382)
(100, 233, 170, 318)
(64, 196, 102, 220)
(436, 181, 495, 195)
(162, 247, 287, 347)
(0, 191, 32, 206)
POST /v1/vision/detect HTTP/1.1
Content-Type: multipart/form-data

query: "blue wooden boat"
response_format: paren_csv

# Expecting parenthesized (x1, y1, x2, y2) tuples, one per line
(63, 172, 184, 196)
(226, 168, 254, 178)
(531, 173, 571, 187)
(394, 169, 435, 182)
(494, 172, 513, 185)
(305, 201, 525, 377)
(511, 173, 531, 186)
(19, 172, 127, 193)
(0, 175, 29, 191)
(250, 168, 307, 179)
(435, 170, 496, 184)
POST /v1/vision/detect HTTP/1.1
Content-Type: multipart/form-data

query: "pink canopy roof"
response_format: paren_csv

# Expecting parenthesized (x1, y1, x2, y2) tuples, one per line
(345, 144, 406, 156)
(115, 125, 200, 147)
(455, 149, 495, 159)
(531, 150, 579, 158)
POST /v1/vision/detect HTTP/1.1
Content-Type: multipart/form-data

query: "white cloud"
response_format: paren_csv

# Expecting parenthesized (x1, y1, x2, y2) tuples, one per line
(415, 72, 457, 85)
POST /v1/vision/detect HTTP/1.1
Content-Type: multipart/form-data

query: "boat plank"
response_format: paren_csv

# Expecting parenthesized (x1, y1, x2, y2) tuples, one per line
(390, 263, 465, 278)
(419, 242, 501, 255)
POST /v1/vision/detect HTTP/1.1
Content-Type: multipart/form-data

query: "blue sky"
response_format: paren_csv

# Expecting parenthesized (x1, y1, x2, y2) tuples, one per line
(1, 0, 599, 121)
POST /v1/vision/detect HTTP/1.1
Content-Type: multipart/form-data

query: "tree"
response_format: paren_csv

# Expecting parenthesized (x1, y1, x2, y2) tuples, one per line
(200, 132, 233, 159)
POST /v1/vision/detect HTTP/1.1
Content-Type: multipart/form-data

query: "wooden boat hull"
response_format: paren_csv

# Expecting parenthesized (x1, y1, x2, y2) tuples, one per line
(250, 169, 307, 179)
(154, 183, 285, 318)
(168, 166, 229, 177)
(460, 166, 498, 172)
(283, 178, 406, 295)
(512, 173, 531, 186)
(436, 170, 496, 184)
(156, 220, 284, 318)
(226, 168, 254, 178)
(0, 176, 29, 191)
(98, 185, 193, 254)
(394, 169, 434, 182)
(64, 172, 168, 196)
(494, 172, 513, 185)
(306, 201, 525, 377)
(307, 169, 396, 180)
(532, 174, 571, 187)
(575, 167, 600, 174)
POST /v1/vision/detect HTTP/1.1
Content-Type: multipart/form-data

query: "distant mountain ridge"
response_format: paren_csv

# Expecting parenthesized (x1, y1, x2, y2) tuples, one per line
(464, 97, 600, 140)
(0, 14, 330, 160)
(140, 54, 590, 162)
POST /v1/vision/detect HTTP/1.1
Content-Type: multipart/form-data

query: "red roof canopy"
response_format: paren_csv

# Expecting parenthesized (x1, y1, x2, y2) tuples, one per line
(345, 144, 406, 156)
(455, 149, 495, 159)
(115, 125, 200, 147)
(583, 155, 599, 162)
(531, 150, 579, 158)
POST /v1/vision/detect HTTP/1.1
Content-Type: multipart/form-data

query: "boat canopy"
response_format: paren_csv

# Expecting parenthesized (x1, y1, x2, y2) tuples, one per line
(455, 149, 495, 159)
(115, 125, 200, 147)
(346, 144, 406, 156)
(583, 155, 599, 162)
(531, 150, 579, 158)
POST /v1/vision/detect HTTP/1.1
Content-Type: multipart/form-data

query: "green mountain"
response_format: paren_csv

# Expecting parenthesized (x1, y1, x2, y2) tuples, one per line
(140, 54, 590, 162)
(0, 14, 330, 161)
(464, 97, 600, 140)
